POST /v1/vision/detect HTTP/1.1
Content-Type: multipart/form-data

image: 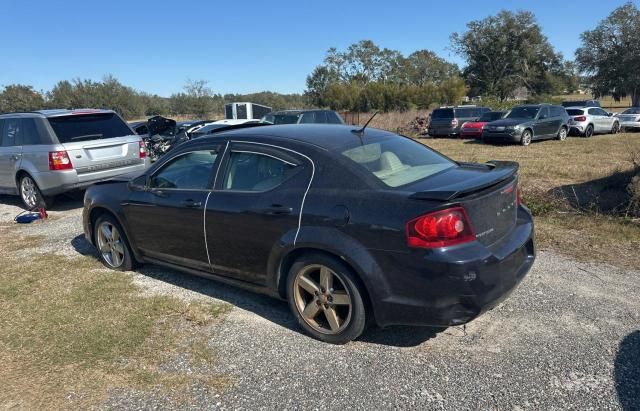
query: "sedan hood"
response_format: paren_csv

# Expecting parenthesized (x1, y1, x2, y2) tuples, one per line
(407, 161, 518, 201)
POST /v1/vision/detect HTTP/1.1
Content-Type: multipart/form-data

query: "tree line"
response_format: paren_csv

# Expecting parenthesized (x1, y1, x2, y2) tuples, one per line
(1, 2, 639, 117)
(0, 77, 307, 120)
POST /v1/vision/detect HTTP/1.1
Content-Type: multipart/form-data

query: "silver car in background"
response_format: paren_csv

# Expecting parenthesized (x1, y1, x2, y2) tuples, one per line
(617, 107, 640, 131)
(0, 109, 149, 209)
(566, 106, 620, 137)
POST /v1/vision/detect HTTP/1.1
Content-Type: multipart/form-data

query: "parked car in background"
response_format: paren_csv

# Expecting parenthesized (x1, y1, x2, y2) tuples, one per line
(566, 107, 620, 137)
(482, 104, 569, 146)
(428, 106, 491, 137)
(225, 102, 272, 121)
(176, 120, 209, 135)
(617, 107, 640, 131)
(190, 120, 261, 138)
(459, 111, 506, 138)
(561, 99, 601, 108)
(83, 124, 535, 344)
(0, 109, 149, 209)
(261, 110, 345, 125)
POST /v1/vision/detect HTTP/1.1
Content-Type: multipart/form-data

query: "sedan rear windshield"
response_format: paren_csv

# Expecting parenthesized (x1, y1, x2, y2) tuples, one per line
(566, 109, 585, 116)
(262, 114, 301, 124)
(48, 113, 133, 143)
(341, 137, 454, 188)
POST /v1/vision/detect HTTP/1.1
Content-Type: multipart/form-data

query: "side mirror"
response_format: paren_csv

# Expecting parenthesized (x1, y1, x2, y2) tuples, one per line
(128, 175, 148, 192)
(608, 112, 613, 117)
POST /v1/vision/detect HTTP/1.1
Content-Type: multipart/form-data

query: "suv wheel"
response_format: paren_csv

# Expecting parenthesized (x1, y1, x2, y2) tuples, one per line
(611, 121, 620, 134)
(584, 125, 594, 138)
(557, 127, 568, 141)
(287, 254, 367, 344)
(520, 129, 532, 146)
(94, 214, 135, 271)
(19, 175, 52, 210)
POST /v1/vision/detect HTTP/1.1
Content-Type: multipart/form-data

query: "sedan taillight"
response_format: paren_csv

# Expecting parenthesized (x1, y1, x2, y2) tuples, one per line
(139, 141, 147, 158)
(406, 206, 476, 248)
(48, 151, 73, 171)
(574, 116, 587, 122)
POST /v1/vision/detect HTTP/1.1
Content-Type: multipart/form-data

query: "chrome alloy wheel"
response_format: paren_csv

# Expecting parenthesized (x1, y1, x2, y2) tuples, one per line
(96, 221, 125, 268)
(20, 177, 38, 209)
(293, 264, 353, 334)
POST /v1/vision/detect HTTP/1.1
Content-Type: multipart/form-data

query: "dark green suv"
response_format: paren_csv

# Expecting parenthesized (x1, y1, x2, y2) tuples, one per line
(482, 104, 570, 146)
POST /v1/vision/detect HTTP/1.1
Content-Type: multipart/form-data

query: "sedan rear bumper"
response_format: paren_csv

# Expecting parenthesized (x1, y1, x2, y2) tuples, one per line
(370, 207, 535, 327)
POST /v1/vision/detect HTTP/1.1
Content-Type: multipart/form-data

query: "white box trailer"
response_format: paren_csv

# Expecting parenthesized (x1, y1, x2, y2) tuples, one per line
(225, 102, 272, 120)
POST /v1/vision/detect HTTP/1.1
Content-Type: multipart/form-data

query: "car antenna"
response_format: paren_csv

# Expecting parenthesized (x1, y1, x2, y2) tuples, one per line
(351, 111, 378, 136)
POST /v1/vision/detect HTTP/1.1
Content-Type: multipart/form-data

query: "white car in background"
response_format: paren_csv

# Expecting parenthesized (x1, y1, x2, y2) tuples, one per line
(617, 107, 640, 131)
(566, 106, 620, 137)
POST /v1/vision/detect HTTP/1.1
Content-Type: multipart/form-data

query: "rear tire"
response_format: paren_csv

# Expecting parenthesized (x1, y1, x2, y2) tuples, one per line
(557, 126, 568, 141)
(18, 174, 53, 210)
(584, 124, 594, 138)
(94, 214, 135, 271)
(520, 129, 532, 146)
(287, 253, 367, 344)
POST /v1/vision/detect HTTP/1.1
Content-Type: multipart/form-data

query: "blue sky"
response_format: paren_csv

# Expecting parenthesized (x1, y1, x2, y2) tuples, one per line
(1, 0, 635, 96)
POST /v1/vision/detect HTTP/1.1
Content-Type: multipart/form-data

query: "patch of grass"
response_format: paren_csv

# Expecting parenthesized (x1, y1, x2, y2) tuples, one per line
(421, 133, 640, 268)
(0, 226, 230, 409)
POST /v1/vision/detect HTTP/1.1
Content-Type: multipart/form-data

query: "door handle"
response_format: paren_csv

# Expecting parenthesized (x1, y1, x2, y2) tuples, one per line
(180, 199, 202, 208)
(260, 205, 293, 215)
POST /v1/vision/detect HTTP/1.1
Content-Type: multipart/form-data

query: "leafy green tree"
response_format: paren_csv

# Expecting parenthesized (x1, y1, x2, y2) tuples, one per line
(576, 2, 640, 106)
(451, 10, 563, 100)
(403, 50, 459, 85)
(0, 84, 45, 113)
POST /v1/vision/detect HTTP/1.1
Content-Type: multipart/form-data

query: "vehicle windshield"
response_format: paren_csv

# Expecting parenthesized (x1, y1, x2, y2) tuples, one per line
(566, 109, 584, 116)
(431, 109, 454, 119)
(622, 108, 640, 114)
(48, 113, 133, 143)
(479, 111, 503, 122)
(262, 114, 301, 124)
(506, 107, 539, 120)
(341, 136, 455, 188)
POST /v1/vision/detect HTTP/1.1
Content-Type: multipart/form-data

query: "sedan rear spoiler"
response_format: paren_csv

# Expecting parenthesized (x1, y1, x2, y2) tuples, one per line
(409, 161, 518, 201)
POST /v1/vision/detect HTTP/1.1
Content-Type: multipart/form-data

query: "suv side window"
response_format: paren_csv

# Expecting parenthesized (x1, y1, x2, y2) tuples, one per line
(21, 119, 41, 145)
(588, 108, 600, 116)
(223, 151, 299, 192)
(550, 106, 564, 117)
(538, 107, 550, 120)
(1, 118, 23, 147)
(150, 150, 218, 190)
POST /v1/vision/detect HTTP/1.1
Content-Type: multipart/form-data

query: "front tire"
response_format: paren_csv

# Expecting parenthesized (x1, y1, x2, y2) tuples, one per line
(557, 126, 568, 141)
(18, 174, 53, 210)
(611, 121, 620, 134)
(287, 254, 367, 344)
(94, 214, 135, 271)
(520, 129, 532, 146)
(584, 124, 594, 138)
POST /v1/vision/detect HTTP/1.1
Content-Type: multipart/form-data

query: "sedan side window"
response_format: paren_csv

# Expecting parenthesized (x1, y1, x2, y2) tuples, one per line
(150, 150, 218, 190)
(223, 151, 298, 192)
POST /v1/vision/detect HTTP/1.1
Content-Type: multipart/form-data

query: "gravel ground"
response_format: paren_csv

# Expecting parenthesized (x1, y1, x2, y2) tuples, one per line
(1, 195, 639, 410)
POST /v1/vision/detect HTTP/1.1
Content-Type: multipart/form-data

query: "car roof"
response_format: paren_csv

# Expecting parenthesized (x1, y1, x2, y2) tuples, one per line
(200, 124, 397, 151)
(0, 108, 115, 119)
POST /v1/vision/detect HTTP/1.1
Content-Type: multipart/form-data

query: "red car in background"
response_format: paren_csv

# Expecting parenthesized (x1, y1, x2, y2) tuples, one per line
(460, 111, 506, 138)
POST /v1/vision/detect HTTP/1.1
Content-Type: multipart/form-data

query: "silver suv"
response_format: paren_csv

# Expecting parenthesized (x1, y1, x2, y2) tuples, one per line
(0, 109, 149, 209)
(565, 106, 620, 137)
